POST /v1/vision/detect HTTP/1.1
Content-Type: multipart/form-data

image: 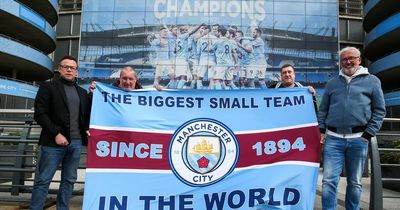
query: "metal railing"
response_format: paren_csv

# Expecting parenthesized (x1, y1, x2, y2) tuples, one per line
(0, 110, 38, 199)
(0, 109, 86, 204)
(339, 0, 364, 17)
(370, 118, 400, 209)
(0, 109, 399, 208)
(59, 0, 82, 12)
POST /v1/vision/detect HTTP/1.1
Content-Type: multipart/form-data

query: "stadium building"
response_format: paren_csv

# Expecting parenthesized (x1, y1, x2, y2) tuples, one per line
(363, 0, 400, 127)
(0, 0, 399, 120)
(0, 0, 58, 109)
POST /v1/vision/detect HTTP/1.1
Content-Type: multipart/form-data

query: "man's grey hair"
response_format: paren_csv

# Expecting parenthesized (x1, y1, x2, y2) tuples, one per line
(120, 66, 136, 77)
(339, 46, 361, 58)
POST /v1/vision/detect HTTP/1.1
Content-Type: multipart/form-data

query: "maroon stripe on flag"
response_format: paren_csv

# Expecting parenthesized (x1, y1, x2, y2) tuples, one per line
(87, 129, 172, 169)
(87, 126, 321, 169)
(236, 126, 321, 168)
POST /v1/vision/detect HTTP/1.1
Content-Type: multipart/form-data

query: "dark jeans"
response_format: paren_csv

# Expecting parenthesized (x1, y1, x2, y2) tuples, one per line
(30, 139, 82, 210)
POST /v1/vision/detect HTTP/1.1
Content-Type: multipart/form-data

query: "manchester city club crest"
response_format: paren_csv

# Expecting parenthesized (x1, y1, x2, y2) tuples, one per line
(187, 136, 221, 174)
(169, 118, 239, 187)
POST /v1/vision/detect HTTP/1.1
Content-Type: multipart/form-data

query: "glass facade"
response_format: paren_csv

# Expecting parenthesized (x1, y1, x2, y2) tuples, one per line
(78, 0, 339, 89)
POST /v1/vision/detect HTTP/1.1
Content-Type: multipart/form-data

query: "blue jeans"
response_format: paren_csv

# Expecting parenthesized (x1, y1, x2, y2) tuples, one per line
(322, 135, 368, 210)
(30, 139, 82, 210)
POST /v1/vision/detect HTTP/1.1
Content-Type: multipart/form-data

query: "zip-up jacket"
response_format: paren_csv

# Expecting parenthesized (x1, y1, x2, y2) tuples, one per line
(318, 66, 386, 140)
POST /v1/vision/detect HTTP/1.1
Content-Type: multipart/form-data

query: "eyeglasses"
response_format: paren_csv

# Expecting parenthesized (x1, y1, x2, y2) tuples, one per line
(341, 56, 359, 63)
(59, 65, 77, 71)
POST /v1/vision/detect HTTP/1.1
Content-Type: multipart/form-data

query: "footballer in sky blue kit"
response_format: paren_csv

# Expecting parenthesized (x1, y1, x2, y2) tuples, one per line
(211, 27, 238, 90)
(194, 26, 217, 89)
(235, 30, 253, 89)
(186, 25, 206, 89)
(148, 27, 174, 88)
(223, 29, 239, 89)
(187, 36, 199, 88)
(174, 24, 203, 89)
(164, 26, 178, 88)
(247, 28, 268, 89)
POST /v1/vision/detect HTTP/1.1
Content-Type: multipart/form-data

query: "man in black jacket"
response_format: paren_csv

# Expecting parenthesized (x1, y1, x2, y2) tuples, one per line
(30, 56, 90, 210)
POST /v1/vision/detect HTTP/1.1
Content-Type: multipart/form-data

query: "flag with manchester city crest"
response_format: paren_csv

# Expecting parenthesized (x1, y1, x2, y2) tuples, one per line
(83, 82, 321, 210)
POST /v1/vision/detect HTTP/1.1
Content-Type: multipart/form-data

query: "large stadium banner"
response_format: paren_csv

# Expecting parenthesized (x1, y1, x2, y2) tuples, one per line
(79, 0, 339, 89)
(83, 83, 321, 209)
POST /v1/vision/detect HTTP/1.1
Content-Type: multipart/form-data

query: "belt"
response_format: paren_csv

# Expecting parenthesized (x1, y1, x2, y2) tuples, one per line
(327, 126, 365, 134)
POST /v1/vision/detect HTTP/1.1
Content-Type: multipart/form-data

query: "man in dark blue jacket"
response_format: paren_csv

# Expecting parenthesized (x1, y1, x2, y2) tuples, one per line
(30, 56, 90, 210)
(318, 47, 386, 210)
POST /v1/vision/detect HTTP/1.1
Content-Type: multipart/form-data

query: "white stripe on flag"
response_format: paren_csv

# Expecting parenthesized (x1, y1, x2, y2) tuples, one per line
(90, 123, 318, 135)
(85, 161, 320, 174)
